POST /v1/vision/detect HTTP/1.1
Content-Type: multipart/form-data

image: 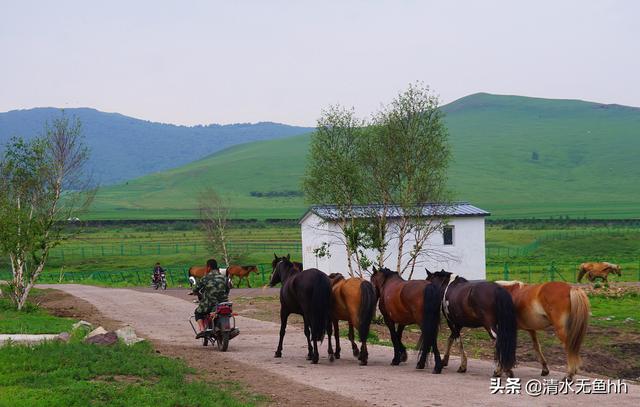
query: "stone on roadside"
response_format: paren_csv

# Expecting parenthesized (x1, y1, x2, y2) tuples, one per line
(72, 320, 93, 331)
(115, 325, 144, 346)
(84, 331, 118, 346)
(87, 326, 108, 339)
(57, 332, 71, 342)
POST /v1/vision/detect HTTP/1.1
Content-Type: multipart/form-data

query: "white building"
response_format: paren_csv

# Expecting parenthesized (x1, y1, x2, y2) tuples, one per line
(300, 203, 489, 280)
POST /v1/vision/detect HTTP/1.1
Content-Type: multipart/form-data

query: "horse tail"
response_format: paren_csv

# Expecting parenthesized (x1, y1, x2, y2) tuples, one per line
(566, 287, 590, 370)
(495, 286, 518, 372)
(577, 264, 586, 282)
(420, 283, 441, 360)
(358, 280, 377, 342)
(310, 273, 331, 342)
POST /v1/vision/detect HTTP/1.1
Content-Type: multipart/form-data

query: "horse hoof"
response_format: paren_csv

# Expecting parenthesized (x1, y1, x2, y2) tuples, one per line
(401, 351, 408, 363)
(359, 360, 368, 366)
(274, 352, 282, 358)
(541, 369, 549, 376)
(457, 367, 467, 373)
(391, 359, 400, 366)
(312, 358, 319, 364)
(492, 371, 501, 378)
(306, 355, 313, 361)
(416, 362, 426, 370)
(432, 367, 443, 374)
(329, 354, 335, 362)
(507, 370, 514, 378)
(442, 358, 449, 367)
(334, 353, 341, 360)
(353, 349, 360, 358)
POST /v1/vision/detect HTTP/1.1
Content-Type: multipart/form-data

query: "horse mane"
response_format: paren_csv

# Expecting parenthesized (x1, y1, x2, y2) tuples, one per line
(378, 268, 399, 279)
(328, 272, 345, 281)
(495, 280, 525, 288)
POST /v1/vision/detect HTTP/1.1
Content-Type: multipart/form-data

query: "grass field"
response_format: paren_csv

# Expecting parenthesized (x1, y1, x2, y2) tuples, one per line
(86, 93, 640, 220)
(0, 290, 76, 334)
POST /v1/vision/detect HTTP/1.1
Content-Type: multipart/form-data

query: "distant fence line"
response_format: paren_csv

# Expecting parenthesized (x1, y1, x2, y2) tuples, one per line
(45, 242, 302, 261)
(486, 260, 640, 283)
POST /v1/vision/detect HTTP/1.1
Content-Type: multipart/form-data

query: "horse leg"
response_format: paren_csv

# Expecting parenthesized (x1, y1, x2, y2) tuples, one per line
(455, 330, 468, 373)
(383, 317, 402, 365)
(348, 322, 360, 358)
(302, 316, 313, 360)
(327, 317, 335, 362)
(528, 330, 549, 376)
(397, 324, 408, 362)
(275, 308, 289, 358)
(551, 318, 576, 381)
(333, 319, 341, 359)
(360, 333, 369, 366)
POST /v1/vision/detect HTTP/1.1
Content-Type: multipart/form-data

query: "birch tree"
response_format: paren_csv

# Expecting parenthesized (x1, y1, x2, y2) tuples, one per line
(0, 115, 93, 309)
(198, 187, 232, 266)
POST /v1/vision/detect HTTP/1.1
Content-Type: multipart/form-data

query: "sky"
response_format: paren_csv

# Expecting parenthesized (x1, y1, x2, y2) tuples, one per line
(1, 0, 639, 126)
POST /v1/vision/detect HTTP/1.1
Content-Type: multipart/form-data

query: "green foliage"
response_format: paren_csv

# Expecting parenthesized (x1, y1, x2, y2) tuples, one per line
(0, 296, 75, 334)
(0, 341, 262, 407)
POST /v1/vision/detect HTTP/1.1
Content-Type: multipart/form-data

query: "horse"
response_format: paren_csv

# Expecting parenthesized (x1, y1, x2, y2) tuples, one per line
(370, 267, 443, 372)
(426, 269, 517, 377)
(188, 265, 208, 279)
(327, 273, 377, 365)
(269, 257, 333, 364)
(272, 253, 303, 273)
(496, 280, 590, 381)
(227, 265, 259, 288)
(578, 262, 621, 284)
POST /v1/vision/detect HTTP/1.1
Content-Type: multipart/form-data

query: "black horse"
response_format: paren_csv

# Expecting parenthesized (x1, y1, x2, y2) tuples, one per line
(425, 269, 517, 377)
(272, 253, 303, 272)
(269, 256, 333, 364)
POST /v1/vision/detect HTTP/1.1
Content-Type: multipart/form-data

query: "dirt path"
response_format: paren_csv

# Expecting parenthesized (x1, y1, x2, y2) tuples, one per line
(43, 284, 639, 407)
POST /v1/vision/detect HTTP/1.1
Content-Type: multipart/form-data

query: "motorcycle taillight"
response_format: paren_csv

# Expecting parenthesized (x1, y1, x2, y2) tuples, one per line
(216, 305, 232, 315)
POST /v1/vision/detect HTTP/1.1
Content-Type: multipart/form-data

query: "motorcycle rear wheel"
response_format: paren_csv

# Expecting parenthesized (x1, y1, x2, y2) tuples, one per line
(216, 331, 229, 352)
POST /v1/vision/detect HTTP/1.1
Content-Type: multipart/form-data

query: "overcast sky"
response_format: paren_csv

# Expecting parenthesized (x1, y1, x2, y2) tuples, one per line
(1, 0, 638, 126)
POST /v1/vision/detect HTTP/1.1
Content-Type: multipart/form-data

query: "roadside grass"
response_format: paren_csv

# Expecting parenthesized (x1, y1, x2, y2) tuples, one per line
(588, 291, 640, 328)
(0, 291, 75, 334)
(0, 341, 264, 407)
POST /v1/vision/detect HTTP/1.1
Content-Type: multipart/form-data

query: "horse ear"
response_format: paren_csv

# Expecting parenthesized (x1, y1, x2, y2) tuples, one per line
(274, 253, 278, 260)
(425, 268, 432, 277)
(286, 253, 290, 260)
(372, 266, 377, 273)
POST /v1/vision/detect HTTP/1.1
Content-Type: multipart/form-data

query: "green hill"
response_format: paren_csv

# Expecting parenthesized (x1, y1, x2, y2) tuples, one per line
(90, 93, 640, 220)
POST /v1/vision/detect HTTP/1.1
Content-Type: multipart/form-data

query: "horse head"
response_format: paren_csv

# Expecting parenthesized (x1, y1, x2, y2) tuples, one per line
(370, 267, 399, 295)
(425, 268, 452, 288)
(613, 264, 622, 276)
(328, 272, 345, 285)
(269, 256, 296, 287)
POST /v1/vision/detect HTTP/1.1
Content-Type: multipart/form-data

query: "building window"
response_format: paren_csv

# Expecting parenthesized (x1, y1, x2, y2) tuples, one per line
(443, 226, 454, 245)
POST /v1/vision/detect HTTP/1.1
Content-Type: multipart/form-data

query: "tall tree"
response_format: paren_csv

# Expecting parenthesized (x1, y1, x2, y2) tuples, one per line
(198, 187, 232, 267)
(302, 106, 367, 277)
(0, 115, 93, 309)
(364, 83, 452, 275)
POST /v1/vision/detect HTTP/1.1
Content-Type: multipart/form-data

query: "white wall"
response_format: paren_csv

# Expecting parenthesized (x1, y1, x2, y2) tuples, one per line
(301, 213, 486, 280)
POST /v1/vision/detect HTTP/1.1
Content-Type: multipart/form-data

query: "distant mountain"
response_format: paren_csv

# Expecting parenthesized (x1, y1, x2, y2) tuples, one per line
(90, 93, 640, 220)
(0, 108, 313, 184)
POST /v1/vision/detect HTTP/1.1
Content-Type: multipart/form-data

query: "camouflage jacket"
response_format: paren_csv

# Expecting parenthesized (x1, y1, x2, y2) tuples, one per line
(194, 271, 229, 313)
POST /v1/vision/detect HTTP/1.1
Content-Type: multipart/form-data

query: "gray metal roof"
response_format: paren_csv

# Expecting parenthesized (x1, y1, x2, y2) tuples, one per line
(303, 202, 490, 222)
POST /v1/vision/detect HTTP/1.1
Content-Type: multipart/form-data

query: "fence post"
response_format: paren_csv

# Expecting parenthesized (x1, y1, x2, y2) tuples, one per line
(260, 265, 265, 284)
(528, 264, 532, 283)
(503, 262, 509, 280)
(136, 270, 141, 284)
(549, 262, 556, 281)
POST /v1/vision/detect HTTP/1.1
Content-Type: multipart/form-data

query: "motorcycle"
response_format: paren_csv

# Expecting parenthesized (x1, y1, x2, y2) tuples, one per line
(188, 277, 239, 351)
(152, 271, 167, 290)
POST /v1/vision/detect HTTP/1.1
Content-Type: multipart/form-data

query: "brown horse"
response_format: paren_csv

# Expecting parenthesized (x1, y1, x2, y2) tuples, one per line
(370, 267, 442, 372)
(578, 262, 621, 284)
(188, 265, 208, 279)
(426, 270, 518, 377)
(227, 265, 259, 288)
(496, 281, 590, 381)
(327, 273, 377, 365)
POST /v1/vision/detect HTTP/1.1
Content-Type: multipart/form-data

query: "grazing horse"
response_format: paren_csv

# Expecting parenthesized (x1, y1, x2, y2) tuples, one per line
(269, 257, 333, 364)
(227, 265, 259, 288)
(327, 273, 377, 365)
(578, 262, 621, 284)
(370, 267, 442, 372)
(272, 253, 303, 273)
(496, 281, 590, 381)
(426, 270, 517, 377)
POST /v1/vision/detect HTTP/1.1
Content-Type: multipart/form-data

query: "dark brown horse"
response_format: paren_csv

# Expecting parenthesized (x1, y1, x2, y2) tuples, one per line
(426, 269, 517, 377)
(327, 273, 377, 365)
(227, 265, 258, 288)
(269, 257, 333, 364)
(370, 267, 442, 372)
(272, 253, 302, 273)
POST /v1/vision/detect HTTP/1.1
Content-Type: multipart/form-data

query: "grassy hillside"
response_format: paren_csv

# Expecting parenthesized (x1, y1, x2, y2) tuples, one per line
(0, 107, 312, 185)
(89, 93, 640, 220)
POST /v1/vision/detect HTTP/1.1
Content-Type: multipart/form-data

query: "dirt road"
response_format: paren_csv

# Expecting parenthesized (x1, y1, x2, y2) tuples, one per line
(43, 284, 639, 407)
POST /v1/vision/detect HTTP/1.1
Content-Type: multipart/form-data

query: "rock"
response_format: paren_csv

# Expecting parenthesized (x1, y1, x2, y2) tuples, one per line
(84, 331, 118, 346)
(87, 327, 108, 339)
(58, 332, 71, 342)
(115, 325, 144, 346)
(72, 320, 93, 331)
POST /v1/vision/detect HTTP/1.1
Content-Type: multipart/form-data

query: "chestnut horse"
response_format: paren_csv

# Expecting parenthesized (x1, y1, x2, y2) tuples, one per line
(496, 281, 590, 381)
(327, 273, 377, 365)
(578, 262, 621, 284)
(269, 257, 333, 364)
(227, 265, 259, 288)
(370, 267, 442, 372)
(426, 270, 518, 377)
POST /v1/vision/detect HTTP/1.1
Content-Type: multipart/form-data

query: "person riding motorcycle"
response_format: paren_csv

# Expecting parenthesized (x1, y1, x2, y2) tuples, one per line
(194, 258, 230, 339)
(152, 262, 165, 284)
